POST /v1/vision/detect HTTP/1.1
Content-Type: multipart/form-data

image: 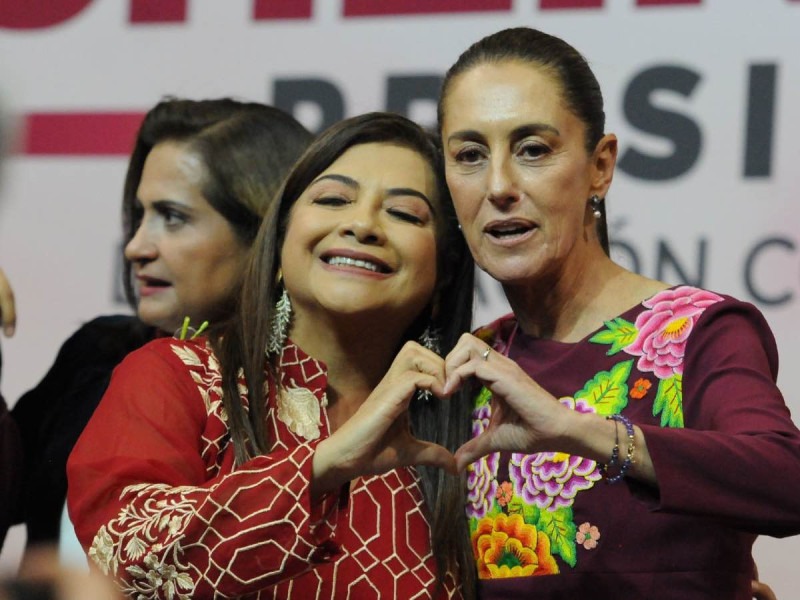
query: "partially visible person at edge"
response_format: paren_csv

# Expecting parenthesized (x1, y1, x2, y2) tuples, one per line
(10, 97, 312, 569)
(66, 112, 478, 598)
(1, 269, 22, 553)
(1, 93, 23, 551)
(436, 27, 800, 600)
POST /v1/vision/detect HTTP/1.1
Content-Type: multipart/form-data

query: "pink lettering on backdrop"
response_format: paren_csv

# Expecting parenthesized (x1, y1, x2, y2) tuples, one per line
(129, 0, 186, 23)
(636, 0, 702, 5)
(343, 0, 510, 17)
(0, 0, 92, 29)
(540, 0, 603, 8)
(22, 113, 145, 156)
(253, 0, 312, 19)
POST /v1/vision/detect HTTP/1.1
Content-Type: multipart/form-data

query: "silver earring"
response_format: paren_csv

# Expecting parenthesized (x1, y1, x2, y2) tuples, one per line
(590, 195, 603, 219)
(416, 324, 442, 402)
(419, 324, 442, 355)
(267, 287, 292, 355)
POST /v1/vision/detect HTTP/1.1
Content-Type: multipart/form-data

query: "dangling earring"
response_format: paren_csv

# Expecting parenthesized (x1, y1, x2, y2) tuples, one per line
(419, 324, 442, 355)
(416, 324, 442, 402)
(590, 195, 604, 219)
(267, 287, 293, 355)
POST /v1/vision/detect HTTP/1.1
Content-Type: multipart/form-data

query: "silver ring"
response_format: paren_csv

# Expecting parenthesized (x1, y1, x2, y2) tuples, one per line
(481, 346, 491, 361)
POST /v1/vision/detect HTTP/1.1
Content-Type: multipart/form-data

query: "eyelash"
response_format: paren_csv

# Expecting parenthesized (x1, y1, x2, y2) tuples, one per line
(158, 207, 188, 227)
(455, 146, 485, 164)
(388, 208, 423, 225)
(313, 196, 349, 207)
(517, 142, 549, 159)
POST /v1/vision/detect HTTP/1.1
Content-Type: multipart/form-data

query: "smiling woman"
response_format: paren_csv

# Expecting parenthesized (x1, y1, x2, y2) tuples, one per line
(66, 112, 477, 599)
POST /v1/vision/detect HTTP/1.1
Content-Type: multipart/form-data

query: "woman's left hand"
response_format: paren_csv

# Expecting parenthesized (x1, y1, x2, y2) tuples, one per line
(312, 341, 456, 498)
(443, 333, 573, 471)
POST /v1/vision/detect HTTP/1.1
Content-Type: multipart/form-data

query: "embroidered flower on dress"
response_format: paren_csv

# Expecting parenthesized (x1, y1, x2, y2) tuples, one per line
(472, 513, 559, 579)
(126, 552, 194, 599)
(630, 378, 652, 399)
(509, 398, 602, 510)
(624, 286, 723, 379)
(467, 403, 499, 519)
(576, 522, 601, 550)
(496, 481, 514, 508)
(89, 526, 116, 575)
(276, 385, 322, 440)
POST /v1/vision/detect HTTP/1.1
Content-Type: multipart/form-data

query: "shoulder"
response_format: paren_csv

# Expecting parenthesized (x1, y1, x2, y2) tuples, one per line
(125, 336, 217, 370)
(473, 313, 517, 348)
(56, 314, 155, 362)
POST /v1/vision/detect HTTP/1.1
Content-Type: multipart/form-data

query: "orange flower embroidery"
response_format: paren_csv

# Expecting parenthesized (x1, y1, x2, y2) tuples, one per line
(630, 378, 652, 399)
(472, 513, 559, 579)
(576, 522, 601, 550)
(495, 481, 513, 507)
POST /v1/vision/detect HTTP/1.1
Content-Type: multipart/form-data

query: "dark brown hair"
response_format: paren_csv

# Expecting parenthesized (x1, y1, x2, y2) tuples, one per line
(438, 27, 610, 254)
(215, 112, 477, 595)
(122, 97, 313, 308)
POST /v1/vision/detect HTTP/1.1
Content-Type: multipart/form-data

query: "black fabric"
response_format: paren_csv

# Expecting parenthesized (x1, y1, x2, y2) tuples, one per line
(10, 315, 156, 547)
(1, 341, 24, 549)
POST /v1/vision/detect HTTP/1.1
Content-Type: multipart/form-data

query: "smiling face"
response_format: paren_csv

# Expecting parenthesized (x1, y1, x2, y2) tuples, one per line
(441, 60, 615, 287)
(124, 141, 249, 332)
(280, 142, 440, 337)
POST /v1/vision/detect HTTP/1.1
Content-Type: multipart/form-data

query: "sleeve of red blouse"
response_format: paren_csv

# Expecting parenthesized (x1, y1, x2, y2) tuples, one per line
(638, 299, 800, 536)
(66, 339, 342, 599)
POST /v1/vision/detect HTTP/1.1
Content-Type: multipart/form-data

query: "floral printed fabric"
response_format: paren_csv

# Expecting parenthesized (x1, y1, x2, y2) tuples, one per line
(467, 286, 724, 579)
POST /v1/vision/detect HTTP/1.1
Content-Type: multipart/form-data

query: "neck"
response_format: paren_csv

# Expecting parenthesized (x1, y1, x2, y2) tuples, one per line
(289, 310, 409, 409)
(504, 253, 632, 342)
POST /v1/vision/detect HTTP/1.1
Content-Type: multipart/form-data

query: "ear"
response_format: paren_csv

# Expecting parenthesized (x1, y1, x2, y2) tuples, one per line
(589, 133, 618, 198)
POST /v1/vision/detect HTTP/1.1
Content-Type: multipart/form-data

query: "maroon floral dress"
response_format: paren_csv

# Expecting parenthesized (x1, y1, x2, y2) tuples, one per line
(467, 286, 800, 599)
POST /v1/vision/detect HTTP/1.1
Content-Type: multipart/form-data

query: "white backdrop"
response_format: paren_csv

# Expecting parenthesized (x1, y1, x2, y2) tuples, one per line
(1, 0, 799, 595)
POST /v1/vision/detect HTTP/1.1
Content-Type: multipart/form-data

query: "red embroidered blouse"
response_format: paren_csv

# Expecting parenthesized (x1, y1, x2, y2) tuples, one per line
(67, 337, 458, 599)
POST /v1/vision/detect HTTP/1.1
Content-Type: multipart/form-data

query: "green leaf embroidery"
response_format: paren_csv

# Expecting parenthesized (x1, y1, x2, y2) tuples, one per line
(652, 374, 684, 428)
(537, 507, 577, 568)
(475, 386, 492, 408)
(575, 360, 633, 416)
(522, 502, 540, 526)
(589, 318, 638, 355)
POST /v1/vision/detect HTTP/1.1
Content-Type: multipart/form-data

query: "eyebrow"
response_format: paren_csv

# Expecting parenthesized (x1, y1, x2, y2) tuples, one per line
(447, 122, 561, 144)
(311, 173, 435, 212)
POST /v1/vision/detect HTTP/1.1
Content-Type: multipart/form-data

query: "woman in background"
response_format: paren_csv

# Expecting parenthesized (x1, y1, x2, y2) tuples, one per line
(11, 97, 312, 562)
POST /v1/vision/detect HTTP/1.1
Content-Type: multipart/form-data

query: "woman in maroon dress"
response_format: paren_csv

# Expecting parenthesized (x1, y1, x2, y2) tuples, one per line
(438, 27, 800, 599)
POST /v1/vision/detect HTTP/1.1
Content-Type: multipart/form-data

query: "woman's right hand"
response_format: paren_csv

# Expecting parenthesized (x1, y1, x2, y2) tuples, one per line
(311, 341, 456, 497)
(0, 268, 16, 337)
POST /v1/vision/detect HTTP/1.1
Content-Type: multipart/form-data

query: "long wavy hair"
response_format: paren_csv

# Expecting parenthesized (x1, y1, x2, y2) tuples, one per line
(215, 112, 477, 596)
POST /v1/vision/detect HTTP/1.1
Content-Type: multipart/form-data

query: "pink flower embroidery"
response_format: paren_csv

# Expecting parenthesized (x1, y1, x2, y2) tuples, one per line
(576, 522, 601, 550)
(625, 286, 723, 379)
(467, 404, 499, 519)
(509, 398, 601, 510)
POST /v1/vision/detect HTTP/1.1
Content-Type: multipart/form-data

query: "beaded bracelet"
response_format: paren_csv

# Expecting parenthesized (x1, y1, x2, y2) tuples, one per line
(602, 414, 635, 484)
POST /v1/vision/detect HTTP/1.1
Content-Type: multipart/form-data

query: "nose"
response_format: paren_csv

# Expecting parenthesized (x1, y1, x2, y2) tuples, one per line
(124, 221, 157, 263)
(339, 201, 385, 245)
(486, 157, 519, 209)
